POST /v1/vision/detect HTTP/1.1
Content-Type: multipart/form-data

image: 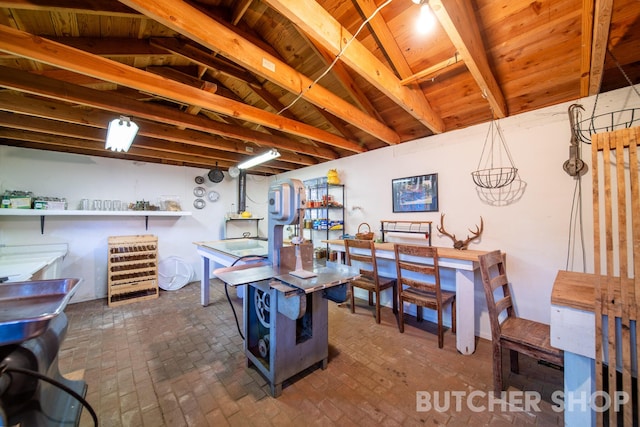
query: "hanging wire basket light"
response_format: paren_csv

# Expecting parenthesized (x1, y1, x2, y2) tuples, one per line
(471, 119, 518, 189)
(574, 108, 640, 144)
(574, 51, 640, 144)
(475, 172, 527, 207)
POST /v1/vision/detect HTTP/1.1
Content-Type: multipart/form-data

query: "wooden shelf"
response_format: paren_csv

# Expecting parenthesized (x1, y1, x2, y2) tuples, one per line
(380, 220, 432, 245)
(0, 209, 191, 233)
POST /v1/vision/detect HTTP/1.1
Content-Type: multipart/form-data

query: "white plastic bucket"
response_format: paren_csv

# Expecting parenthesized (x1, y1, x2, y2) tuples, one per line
(158, 256, 194, 291)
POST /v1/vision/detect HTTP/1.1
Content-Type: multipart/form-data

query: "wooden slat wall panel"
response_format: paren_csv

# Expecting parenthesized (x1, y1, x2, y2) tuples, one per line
(592, 126, 640, 426)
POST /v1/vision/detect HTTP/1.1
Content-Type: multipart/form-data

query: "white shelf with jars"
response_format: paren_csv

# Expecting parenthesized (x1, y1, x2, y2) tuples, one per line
(302, 177, 344, 259)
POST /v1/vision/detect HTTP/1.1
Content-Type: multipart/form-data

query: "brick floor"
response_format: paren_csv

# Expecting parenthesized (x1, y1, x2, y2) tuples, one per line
(59, 280, 564, 426)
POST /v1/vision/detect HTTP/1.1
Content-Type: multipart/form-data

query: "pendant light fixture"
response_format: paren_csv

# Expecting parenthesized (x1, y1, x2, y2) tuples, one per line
(105, 116, 139, 152)
(471, 118, 518, 189)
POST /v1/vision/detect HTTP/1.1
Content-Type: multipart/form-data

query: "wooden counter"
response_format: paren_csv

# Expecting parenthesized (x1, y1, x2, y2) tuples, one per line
(551, 270, 596, 312)
(322, 239, 488, 261)
(552, 270, 635, 318)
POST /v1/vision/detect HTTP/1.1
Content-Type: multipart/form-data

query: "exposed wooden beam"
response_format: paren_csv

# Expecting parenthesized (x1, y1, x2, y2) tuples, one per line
(0, 24, 363, 153)
(231, 0, 253, 26)
(0, 66, 338, 161)
(120, 0, 398, 145)
(0, 94, 315, 167)
(354, 0, 412, 77)
(588, 0, 613, 95)
(428, 0, 507, 118)
(262, 0, 445, 134)
(307, 37, 384, 122)
(0, 0, 139, 16)
(400, 55, 463, 86)
(580, 0, 595, 96)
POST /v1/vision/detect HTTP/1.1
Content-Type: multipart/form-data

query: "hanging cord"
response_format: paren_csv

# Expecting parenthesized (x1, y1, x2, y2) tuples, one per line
(0, 364, 99, 426)
(608, 49, 640, 99)
(565, 176, 587, 272)
(222, 254, 268, 340)
(266, 0, 393, 120)
(277, 0, 392, 115)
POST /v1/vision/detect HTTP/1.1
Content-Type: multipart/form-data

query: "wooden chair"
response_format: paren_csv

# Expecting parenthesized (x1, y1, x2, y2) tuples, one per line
(394, 244, 455, 348)
(344, 239, 397, 323)
(478, 250, 563, 394)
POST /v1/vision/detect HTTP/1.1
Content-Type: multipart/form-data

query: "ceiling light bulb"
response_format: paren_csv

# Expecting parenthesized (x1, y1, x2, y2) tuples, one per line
(416, 3, 436, 34)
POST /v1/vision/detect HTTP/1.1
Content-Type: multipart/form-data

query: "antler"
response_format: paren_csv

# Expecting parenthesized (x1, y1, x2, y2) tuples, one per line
(459, 217, 483, 250)
(436, 213, 457, 244)
(437, 214, 484, 250)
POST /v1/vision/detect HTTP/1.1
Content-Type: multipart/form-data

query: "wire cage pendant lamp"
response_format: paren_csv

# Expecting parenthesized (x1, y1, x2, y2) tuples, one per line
(471, 118, 518, 189)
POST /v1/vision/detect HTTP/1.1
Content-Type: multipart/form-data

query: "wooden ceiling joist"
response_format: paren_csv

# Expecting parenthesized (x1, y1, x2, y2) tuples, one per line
(0, 24, 364, 153)
(0, 92, 317, 168)
(262, 0, 445, 134)
(588, 0, 614, 96)
(120, 0, 399, 146)
(428, 0, 507, 118)
(0, 66, 338, 161)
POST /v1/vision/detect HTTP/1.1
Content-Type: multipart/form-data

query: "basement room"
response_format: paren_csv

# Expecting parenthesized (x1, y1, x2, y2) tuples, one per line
(1, 0, 639, 426)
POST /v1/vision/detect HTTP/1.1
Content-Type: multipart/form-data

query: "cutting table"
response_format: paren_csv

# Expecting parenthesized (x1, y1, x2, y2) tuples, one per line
(194, 238, 269, 306)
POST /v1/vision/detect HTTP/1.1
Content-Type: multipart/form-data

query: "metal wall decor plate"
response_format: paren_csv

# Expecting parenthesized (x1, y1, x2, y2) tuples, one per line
(194, 175, 205, 184)
(207, 190, 220, 202)
(193, 186, 206, 197)
(193, 198, 206, 209)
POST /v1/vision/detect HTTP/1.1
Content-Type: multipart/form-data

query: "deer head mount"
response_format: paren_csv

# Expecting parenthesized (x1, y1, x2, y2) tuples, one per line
(437, 214, 484, 250)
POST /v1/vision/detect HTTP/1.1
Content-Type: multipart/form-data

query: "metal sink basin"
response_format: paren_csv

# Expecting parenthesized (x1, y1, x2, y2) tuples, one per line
(0, 278, 81, 346)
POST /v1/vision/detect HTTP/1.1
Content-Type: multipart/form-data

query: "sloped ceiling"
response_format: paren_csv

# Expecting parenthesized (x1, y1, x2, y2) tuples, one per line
(0, 0, 638, 175)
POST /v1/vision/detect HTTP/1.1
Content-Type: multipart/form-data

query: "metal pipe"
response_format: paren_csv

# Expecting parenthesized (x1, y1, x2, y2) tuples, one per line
(238, 170, 247, 213)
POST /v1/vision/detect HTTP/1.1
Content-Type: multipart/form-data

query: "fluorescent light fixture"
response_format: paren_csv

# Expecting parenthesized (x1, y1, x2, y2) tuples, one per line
(237, 149, 281, 169)
(105, 116, 139, 152)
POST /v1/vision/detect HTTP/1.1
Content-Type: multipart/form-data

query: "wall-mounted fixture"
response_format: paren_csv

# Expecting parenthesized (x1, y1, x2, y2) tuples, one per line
(105, 116, 138, 152)
(237, 149, 280, 169)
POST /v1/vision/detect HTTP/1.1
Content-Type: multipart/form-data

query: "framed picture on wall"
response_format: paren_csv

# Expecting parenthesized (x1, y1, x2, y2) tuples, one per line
(392, 173, 438, 213)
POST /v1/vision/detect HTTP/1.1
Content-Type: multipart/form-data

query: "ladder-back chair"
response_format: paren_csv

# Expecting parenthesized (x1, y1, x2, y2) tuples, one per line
(478, 250, 563, 394)
(344, 239, 397, 324)
(394, 244, 455, 348)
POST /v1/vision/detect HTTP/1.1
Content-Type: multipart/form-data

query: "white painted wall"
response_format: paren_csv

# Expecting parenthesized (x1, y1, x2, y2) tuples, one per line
(0, 152, 273, 302)
(277, 85, 640, 339)
(1, 84, 638, 339)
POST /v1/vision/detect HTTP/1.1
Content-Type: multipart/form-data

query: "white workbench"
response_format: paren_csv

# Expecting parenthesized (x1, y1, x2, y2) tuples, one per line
(0, 243, 68, 282)
(194, 238, 269, 306)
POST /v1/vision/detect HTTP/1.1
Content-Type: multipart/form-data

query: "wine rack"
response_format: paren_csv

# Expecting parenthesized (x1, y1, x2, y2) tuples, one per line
(107, 234, 158, 307)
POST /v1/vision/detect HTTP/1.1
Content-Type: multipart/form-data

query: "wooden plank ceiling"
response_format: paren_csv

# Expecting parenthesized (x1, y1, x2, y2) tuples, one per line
(0, 0, 638, 175)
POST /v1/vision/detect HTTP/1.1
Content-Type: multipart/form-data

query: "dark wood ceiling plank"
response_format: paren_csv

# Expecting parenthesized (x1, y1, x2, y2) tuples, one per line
(0, 24, 361, 153)
(263, 0, 444, 135)
(119, 0, 394, 146)
(0, 65, 337, 161)
(0, 0, 139, 16)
